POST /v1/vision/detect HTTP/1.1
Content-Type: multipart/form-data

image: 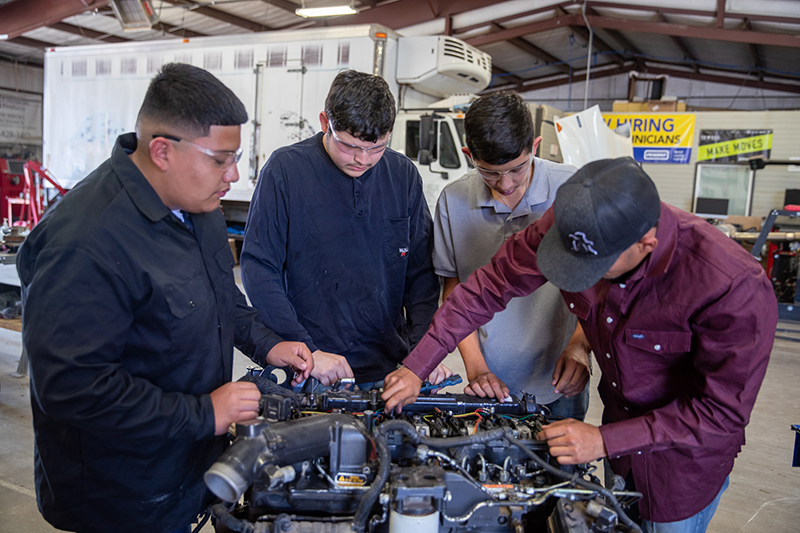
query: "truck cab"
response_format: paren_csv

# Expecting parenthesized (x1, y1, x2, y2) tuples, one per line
(392, 109, 472, 214)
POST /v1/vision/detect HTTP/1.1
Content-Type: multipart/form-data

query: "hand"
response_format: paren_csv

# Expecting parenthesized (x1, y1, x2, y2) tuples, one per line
(266, 341, 314, 386)
(552, 343, 591, 397)
(209, 381, 262, 436)
(310, 350, 353, 386)
(536, 419, 607, 465)
(382, 366, 423, 413)
(464, 371, 510, 401)
(426, 363, 453, 386)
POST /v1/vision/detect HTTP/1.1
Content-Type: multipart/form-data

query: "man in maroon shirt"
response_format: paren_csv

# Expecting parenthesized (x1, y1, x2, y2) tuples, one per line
(382, 157, 777, 531)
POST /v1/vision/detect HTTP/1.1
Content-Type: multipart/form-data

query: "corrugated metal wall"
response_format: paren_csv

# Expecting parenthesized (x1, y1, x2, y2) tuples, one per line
(643, 110, 800, 217)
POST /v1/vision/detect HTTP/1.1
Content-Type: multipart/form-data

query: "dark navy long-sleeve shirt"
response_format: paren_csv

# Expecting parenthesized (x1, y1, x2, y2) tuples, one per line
(241, 133, 439, 383)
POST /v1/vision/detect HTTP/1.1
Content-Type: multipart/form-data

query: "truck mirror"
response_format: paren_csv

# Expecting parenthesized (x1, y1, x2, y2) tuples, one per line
(418, 149, 433, 166)
(418, 115, 435, 165)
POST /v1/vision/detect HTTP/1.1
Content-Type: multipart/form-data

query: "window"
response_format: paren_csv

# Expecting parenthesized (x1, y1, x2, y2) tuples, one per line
(147, 56, 163, 74)
(268, 48, 287, 68)
(438, 122, 460, 169)
(235, 49, 253, 70)
(302, 45, 323, 66)
(337, 42, 350, 66)
(204, 52, 222, 71)
(120, 57, 137, 75)
(96, 58, 112, 76)
(693, 164, 754, 216)
(72, 59, 87, 77)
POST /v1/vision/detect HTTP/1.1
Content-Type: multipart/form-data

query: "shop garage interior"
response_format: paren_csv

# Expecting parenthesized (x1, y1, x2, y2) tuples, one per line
(0, 1, 798, 532)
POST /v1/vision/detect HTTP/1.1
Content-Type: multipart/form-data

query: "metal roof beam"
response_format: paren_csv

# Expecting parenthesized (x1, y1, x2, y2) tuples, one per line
(48, 21, 130, 43)
(7, 36, 58, 50)
(486, 63, 631, 95)
(468, 13, 800, 49)
(0, 0, 108, 40)
(161, 0, 272, 32)
(655, 11, 699, 73)
(742, 19, 765, 82)
(583, 1, 800, 26)
(305, 0, 502, 30)
(256, 0, 300, 14)
(553, 5, 624, 67)
(507, 36, 571, 75)
(644, 65, 800, 95)
(492, 65, 525, 87)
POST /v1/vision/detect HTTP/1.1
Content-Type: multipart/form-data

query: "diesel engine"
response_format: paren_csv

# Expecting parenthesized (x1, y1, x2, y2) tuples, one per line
(203, 372, 642, 533)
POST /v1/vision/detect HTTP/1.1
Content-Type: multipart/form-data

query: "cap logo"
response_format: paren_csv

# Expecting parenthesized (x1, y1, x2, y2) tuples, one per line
(569, 231, 598, 256)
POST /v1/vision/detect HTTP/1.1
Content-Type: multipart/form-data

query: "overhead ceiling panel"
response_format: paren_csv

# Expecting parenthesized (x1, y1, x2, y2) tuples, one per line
(155, 4, 246, 35)
(482, 41, 564, 81)
(209, 0, 300, 30)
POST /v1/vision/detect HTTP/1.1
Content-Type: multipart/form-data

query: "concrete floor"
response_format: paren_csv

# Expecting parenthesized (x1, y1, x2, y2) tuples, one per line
(1, 311, 799, 532)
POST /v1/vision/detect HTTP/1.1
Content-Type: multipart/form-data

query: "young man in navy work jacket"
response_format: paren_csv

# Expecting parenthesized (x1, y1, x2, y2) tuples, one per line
(241, 69, 448, 389)
(18, 63, 313, 533)
(383, 157, 777, 532)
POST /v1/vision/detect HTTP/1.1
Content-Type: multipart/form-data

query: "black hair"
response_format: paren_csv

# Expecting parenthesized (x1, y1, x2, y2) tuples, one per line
(464, 91, 534, 165)
(325, 70, 396, 143)
(137, 63, 248, 138)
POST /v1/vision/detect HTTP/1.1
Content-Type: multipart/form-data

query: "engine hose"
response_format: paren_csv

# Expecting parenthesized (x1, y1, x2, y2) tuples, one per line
(211, 503, 269, 533)
(380, 419, 507, 448)
(502, 430, 642, 533)
(351, 429, 390, 533)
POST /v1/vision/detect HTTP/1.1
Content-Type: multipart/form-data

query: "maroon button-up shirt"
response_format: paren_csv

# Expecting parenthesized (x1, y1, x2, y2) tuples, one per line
(404, 202, 777, 522)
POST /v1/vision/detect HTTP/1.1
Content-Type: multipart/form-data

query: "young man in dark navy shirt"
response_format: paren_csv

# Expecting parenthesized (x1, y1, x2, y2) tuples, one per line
(242, 70, 448, 389)
(19, 64, 313, 533)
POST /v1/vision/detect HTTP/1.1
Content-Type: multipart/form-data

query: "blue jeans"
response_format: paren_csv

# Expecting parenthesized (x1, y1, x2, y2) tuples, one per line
(544, 381, 590, 421)
(641, 476, 729, 533)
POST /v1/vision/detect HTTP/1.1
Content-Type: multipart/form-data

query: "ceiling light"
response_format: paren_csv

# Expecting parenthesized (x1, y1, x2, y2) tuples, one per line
(295, 2, 358, 18)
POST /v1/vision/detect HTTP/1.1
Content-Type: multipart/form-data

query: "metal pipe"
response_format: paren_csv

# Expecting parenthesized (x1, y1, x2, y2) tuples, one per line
(733, 232, 799, 242)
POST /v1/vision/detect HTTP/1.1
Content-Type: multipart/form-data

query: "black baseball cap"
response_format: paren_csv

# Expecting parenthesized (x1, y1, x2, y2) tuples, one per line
(537, 157, 660, 293)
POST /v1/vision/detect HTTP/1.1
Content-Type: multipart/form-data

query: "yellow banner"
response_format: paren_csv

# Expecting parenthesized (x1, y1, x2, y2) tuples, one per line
(603, 113, 696, 164)
(696, 134, 773, 162)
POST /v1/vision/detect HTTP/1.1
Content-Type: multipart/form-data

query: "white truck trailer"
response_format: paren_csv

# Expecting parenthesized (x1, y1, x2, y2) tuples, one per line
(42, 24, 492, 220)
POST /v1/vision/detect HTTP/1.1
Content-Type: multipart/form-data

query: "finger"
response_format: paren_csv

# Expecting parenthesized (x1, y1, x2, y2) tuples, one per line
(479, 380, 496, 398)
(468, 381, 487, 398)
(553, 364, 576, 394)
(490, 380, 507, 401)
(551, 357, 565, 386)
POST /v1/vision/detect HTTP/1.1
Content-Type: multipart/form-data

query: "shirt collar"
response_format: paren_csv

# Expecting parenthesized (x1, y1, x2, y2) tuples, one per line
(474, 157, 552, 214)
(111, 133, 173, 224)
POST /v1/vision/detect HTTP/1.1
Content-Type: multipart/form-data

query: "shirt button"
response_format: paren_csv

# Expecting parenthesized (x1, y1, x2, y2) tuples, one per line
(569, 303, 574, 309)
(605, 353, 611, 359)
(619, 283, 626, 289)
(624, 406, 630, 411)
(654, 344, 662, 351)
(637, 451, 642, 455)
(612, 382, 617, 388)
(606, 317, 613, 324)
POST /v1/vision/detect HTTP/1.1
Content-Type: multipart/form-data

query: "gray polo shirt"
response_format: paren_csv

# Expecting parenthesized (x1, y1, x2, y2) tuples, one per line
(433, 157, 578, 403)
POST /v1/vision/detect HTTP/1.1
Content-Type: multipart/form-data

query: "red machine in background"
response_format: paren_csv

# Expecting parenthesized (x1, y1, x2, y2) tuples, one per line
(0, 159, 67, 229)
(0, 159, 27, 224)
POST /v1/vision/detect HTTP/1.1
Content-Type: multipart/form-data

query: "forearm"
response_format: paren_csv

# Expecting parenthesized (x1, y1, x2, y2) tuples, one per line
(459, 332, 490, 380)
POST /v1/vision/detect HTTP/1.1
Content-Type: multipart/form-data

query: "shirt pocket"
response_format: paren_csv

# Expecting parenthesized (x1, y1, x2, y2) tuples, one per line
(165, 277, 210, 318)
(383, 217, 410, 264)
(624, 329, 692, 357)
(562, 293, 591, 320)
(163, 276, 213, 361)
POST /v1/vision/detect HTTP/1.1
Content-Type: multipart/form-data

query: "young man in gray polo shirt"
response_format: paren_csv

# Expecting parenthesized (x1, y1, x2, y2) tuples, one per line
(433, 91, 590, 418)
